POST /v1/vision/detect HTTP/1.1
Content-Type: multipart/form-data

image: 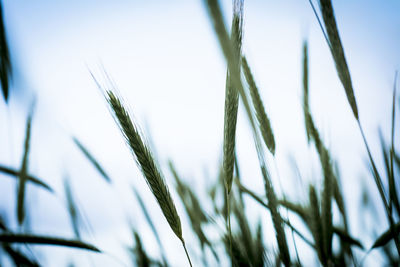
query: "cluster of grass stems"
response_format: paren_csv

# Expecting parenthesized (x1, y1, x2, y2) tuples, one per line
(0, 0, 399, 266)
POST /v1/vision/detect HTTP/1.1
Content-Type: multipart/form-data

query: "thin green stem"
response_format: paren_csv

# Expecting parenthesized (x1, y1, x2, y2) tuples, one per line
(181, 240, 193, 267)
(225, 188, 233, 266)
(308, 0, 330, 48)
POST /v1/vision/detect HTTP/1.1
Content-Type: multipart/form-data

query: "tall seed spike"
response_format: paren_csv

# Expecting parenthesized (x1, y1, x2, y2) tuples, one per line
(318, 0, 359, 119)
(242, 56, 276, 154)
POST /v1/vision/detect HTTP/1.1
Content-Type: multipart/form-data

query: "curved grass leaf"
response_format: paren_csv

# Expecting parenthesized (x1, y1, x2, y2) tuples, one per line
(236, 180, 269, 210)
(64, 177, 81, 239)
(0, 165, 53, 192)
(2, 244, 40, 267)
(0, 234, 100, 252)
(168, 161, 217, 263)
(371, 222, 400, 249)
(279, 200, 308, 224)
(379, 132, 400, 216)
(282, 218, 315, 250)
(333, 227, 363, 250)
(133, 187, 168, 266)
(73, 137, 111, 183)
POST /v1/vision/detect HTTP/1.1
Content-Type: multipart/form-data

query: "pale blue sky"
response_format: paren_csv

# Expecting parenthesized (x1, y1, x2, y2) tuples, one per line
(0, 0, 399, 266)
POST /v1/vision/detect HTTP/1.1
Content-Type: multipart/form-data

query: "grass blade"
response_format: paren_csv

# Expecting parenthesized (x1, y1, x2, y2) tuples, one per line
(379, 132, 400, 216)
(0, 0, 12, 102)
(282, 218, 315, 250)
(0, 234, 100, 252)
(236, 179, 269, 210)
(64, 177, 81, 239)
(73, 137, 111, 183)
(371, 222, 400, 249)
(2, 244, 39, 267)
(333, 227, 363, 250)
(0, 165, 53, 192)
(169, 161, 218, 263)
(133, 187, 168, 266)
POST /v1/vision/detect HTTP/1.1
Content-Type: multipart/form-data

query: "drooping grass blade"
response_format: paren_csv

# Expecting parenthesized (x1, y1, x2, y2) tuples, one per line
(0, 165, 53, 192)
(0, 234, 100, 252)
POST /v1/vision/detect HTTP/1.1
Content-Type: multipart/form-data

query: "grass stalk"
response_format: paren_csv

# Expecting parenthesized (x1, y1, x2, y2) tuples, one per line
(182, 240, 193, 267)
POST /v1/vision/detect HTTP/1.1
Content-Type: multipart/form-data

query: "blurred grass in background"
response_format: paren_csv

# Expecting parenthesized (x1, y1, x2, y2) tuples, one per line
(0, 0, 400, 266)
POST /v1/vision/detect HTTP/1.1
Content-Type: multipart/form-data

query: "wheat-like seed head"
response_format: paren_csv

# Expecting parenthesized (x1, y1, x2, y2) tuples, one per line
(242, 56, 276, 155)
(222, 0, 243, 194)
(106, 90, 183, 241)
(319, 0, 359, 120)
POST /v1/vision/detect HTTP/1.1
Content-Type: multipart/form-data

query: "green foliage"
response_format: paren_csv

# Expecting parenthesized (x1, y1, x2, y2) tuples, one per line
(0, 0, 399, 266)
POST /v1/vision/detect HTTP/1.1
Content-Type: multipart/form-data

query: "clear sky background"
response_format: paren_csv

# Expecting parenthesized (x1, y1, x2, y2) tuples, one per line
(0, 0, 399, 266)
